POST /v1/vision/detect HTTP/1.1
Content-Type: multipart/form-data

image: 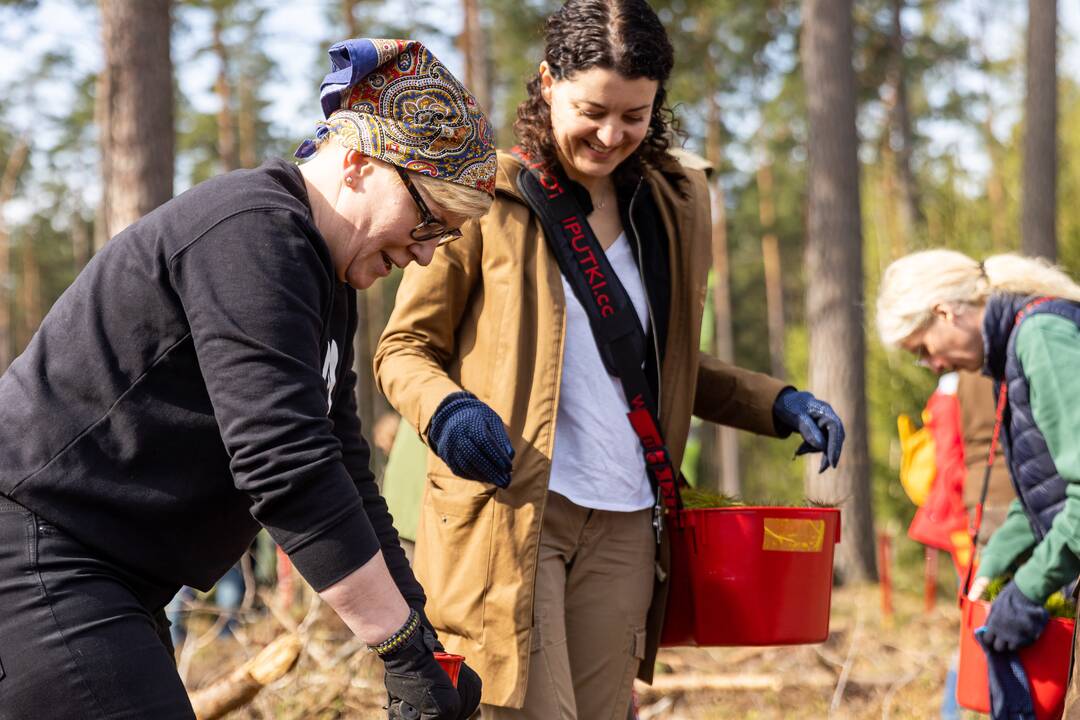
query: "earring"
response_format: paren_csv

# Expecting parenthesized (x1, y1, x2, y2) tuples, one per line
(344, 177, 353, 186)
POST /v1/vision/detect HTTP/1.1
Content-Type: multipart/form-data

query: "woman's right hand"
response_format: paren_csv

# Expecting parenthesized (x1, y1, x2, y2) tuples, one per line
(968, 575, 991, 602)
(382, 622, 461, 720)
(427, 392, 514, 488)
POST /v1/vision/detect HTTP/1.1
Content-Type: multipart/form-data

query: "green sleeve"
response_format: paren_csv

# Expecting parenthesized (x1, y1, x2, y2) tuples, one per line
(1010, 315, 1080, 602)
(977, 498, 1037, 580)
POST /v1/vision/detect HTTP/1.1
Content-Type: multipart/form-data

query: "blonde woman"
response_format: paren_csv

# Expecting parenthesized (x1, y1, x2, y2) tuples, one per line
(877, 249, 1080, 710)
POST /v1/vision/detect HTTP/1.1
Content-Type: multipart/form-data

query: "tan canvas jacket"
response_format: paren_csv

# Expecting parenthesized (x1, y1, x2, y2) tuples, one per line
(374, 150, 787, 707)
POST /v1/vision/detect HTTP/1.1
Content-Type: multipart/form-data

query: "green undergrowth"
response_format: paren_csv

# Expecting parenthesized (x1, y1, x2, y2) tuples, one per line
(679, 486, 836, 510)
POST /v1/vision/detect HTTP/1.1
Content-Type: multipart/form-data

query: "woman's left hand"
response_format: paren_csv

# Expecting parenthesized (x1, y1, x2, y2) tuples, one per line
(772, 388, 845, 473)
(980, 581, 1050, 652)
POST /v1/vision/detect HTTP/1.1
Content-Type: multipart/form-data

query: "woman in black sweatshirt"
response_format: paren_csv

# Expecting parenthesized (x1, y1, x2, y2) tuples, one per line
(0, 38, 494, 720)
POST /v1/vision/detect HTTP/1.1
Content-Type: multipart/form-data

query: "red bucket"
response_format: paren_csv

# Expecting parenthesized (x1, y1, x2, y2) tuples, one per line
(661, 506, 841, 646)
(434, 651, 464, 687)
(956, 597, 1074, 718)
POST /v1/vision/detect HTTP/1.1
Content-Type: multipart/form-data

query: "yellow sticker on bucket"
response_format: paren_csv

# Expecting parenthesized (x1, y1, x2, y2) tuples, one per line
(763, 518, 825, 553)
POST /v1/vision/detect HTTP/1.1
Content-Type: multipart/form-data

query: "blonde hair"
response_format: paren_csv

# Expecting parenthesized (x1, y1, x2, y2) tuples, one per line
(411, 172, 492, 220)
(876, 249, 1080, 347)
(312, 127, 492, 220)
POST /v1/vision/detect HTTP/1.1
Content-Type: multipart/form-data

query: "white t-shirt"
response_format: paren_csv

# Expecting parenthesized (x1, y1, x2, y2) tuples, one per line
(548, 232, 655, 512)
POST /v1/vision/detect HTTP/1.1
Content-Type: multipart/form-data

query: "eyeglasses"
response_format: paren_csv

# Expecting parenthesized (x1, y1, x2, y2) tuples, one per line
(394, 166, 462, 246)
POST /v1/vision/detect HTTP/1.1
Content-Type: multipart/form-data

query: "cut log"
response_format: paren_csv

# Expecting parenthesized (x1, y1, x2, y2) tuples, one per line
(189, 634, 302, 720)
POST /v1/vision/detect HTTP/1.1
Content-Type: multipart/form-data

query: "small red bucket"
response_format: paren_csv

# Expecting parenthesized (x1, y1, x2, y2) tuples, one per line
(434, 651, 464, 687)
(956, 597, 1074, 718)
(661, 506, 841, 646)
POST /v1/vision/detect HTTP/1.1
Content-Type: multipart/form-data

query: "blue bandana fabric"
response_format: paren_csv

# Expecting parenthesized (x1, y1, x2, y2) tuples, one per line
(297, 38, 497, 198)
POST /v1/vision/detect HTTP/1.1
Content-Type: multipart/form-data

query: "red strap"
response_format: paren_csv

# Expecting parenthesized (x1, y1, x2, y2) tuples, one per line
(627, 408, 681, 514)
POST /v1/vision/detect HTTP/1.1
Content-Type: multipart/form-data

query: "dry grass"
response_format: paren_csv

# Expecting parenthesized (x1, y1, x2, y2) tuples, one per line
(178, 582, 982, 719)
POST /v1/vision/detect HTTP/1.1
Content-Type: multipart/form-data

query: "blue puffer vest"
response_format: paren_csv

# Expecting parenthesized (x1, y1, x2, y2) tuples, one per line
(982, 294, 1080, 540)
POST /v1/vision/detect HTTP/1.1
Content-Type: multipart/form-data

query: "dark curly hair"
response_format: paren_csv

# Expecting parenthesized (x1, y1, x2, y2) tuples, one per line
(514, 0, 677, 183)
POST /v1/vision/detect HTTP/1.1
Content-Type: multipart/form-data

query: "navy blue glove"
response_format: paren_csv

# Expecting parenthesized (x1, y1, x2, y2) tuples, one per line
(772, 388, 845, 473)
(975, 628, 1037, 720)
(428, 392, 513, 488)
(981, 581, 1050, 653)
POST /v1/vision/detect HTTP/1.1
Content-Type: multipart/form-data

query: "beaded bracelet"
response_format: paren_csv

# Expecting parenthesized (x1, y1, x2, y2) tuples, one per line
(372, 608, 421, 657)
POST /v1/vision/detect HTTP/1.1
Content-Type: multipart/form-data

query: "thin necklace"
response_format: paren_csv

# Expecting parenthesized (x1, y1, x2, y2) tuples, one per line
(593, 185, 611, 210)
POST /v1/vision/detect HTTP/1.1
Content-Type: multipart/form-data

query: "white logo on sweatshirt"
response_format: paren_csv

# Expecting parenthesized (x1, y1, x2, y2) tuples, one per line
(322, 339, 339, 413)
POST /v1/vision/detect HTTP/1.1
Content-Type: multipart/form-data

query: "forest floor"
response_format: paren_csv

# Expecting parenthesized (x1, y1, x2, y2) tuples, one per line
(179, 581, 986, 719)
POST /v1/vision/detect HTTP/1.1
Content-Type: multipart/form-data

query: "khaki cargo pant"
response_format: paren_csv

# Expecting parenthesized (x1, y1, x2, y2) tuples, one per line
(1063, 594, 1080, 718)
(482, 491, 655, 720)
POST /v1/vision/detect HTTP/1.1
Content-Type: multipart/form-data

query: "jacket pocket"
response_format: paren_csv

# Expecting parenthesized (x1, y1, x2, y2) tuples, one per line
(415, 473, 496, 641)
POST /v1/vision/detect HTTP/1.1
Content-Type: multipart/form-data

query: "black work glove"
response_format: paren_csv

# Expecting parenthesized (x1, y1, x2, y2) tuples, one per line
(382, 621, 461, 720)
(980, 581, 1050, 653)
(772, 388, 845, 473)
(428, 391, 513, 488)
(417, 610, 482, 720)
(453, 662, 482, 719)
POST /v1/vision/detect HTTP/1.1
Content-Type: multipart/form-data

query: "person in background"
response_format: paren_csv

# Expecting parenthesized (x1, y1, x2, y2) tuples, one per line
(876, 249, 1080, 717)
(900, 370, 1012, 719)
(375, 2, 845, 717)
(381, 416, 431, 565)
(0, 38, 493, 720)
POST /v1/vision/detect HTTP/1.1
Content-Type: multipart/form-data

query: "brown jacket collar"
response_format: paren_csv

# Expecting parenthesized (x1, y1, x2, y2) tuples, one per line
(493, 149, 693, 206)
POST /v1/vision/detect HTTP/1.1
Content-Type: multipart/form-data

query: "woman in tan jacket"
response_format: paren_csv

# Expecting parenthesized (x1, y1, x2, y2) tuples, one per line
(375, 2, 845, 717)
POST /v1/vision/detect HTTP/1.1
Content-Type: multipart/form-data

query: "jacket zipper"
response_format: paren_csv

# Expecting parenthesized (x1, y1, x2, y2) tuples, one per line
(627, 178, 663, 420)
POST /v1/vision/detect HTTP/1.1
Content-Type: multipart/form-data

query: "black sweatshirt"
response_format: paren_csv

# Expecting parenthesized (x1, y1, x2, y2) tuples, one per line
(0, 159, 422, 607)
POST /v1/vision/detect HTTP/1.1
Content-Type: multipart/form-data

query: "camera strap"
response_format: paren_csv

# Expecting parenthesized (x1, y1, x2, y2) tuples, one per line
(513, 148, 681, 541)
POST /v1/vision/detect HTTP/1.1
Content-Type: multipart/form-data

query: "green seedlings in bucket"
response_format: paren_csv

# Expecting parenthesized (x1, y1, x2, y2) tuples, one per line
(1046, 593, 1077, 620)
(680, 487, 745, 509)
(678, 487, 838, 510)
(677, 489, 835, 509)
(983, 574, 1077, 620)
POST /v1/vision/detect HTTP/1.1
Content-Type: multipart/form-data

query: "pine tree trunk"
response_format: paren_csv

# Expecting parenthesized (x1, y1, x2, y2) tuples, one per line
(72, 211, 93, 273)
(342, 0, 361, 38)
(986, 118, 1008, 252)
(238, 84, 258, 169)
(213, 8, 239, 173)
(19, 234, 41, 347)
(460, 0, 491, 111)
(1022, 0, 1057, 261)
(705, 101, 739, 497)
(887, 0, 920, 242)
(801, 0, 877, 582)
(354, 288, 391, 473)
(97, 0, 174, 244)
(0, 137, 30, 371)
(974, 10, 1009, 252)
(757, 159, 785, 381)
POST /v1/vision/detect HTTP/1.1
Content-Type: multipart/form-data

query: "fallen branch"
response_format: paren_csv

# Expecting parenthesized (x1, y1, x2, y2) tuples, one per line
(640, 673, 787, 693)
(189, 633, 302, 720)
(636, 669, 897, 697)
(830, 604, 864, 716)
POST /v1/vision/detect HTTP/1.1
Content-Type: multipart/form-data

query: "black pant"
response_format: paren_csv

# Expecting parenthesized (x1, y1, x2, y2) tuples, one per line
(0, 496, 194, 719)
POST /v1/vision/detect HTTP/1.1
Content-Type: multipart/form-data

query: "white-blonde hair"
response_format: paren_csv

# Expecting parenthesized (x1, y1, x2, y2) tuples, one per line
(311, 129, 492, 220)
(876, 249, 1080, 347)
(411, 172, 492, 220)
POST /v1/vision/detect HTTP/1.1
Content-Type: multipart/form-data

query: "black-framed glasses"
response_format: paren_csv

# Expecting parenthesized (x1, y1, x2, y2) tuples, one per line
(394, 166, 462, 246)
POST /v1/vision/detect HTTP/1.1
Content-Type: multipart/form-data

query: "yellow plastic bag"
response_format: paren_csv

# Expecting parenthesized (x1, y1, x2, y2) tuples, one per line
(897, 410, 936, 507)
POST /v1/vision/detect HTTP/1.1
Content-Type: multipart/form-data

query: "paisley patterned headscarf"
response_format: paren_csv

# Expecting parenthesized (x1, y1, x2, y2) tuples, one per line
(296, 39, 497, 198)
